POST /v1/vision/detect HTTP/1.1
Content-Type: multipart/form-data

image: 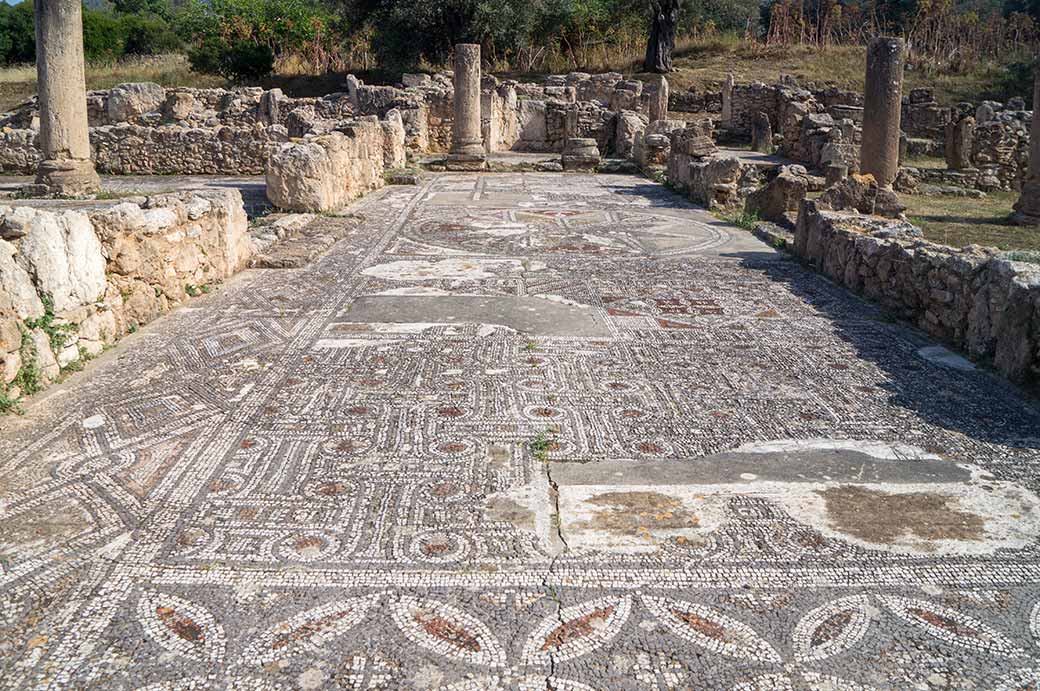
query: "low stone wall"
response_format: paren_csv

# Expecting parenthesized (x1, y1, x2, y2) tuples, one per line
(794, 200, 1040, 386)
(0, 73, 653, 174)
(0, 189, 253, 406)
(723, 81, 779, 135)
(901, 88, 950, 140)
(0, 123, 290, 176)
(669, 87, 722, 114)
(1, 76, 1031, 182)
(0, 129, 40, 174)
(266, 119, 389, 213)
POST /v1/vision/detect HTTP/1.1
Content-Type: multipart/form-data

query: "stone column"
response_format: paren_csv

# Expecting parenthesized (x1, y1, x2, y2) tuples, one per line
(447, 43, 486, 171)
(1012, 62, 1040, 225)
(649, 75, 669, 123)
(859, 37, 905, 188)
(721, 74, 735, 130)
(33, 0, 100, 195)
(750, 112, 773, 154)
(944, 115, 975, 170)
(562, 107, 600, 172)
(345, 75, 360, 109)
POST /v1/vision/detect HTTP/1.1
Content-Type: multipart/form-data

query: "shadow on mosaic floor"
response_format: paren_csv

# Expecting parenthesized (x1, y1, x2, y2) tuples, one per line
(734, 250, 1040, 455)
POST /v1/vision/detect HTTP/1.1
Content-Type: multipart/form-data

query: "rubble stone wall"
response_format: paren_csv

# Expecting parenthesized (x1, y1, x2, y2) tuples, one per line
(0, 189, 253, 404)
(724, 83, 780, 134)
(0, 74, 647, 172)
(970, 112, 1031, 191)
(794, 200, 1040, 386)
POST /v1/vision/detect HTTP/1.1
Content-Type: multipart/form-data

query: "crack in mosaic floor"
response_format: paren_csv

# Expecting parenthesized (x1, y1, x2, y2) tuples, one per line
(2, 173, 1040, 690)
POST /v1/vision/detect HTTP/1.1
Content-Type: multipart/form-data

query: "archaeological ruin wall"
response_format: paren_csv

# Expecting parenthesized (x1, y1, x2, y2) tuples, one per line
(791, 201, 1040, 387)
(0, 189, 253, 401)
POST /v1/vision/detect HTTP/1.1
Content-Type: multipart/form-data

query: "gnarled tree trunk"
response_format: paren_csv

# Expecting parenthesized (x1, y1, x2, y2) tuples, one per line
(644, 0, 680, 73)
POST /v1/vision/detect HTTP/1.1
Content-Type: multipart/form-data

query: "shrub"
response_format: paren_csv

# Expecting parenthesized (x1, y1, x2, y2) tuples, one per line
(121, 13, 182, 55)
(0, 2, 35, 64)
(177, 0, 341, 80)
(82, 7, 129, 62)
(0, 2, 180, 66)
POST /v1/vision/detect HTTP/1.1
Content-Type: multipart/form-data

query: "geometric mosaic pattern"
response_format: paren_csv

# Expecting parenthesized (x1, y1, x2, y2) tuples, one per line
(2, 173, 1040, 690)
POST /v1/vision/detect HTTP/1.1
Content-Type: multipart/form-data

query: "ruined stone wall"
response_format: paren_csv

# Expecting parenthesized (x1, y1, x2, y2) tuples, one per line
(970, 111, 1031, 191)
(0, 129, 41, 174)
(901, 88, 951, 141)
(265, 119, 388, 213)
(0, 82, 422, 176)
(482, 84, 520, 154)
(665, 122, 751, 209)
(0, 71, 688, 172)
(0, 123, 288, 176)
(794, 200, 1040, 386)
(668, 88, 722, 114)
(0, 189, 253, 404)
(723, 83, 780, 134)
(96, 124, 288, 175)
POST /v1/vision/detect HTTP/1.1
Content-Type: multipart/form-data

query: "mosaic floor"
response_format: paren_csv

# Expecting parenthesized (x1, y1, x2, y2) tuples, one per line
(2, 173, 1040, 690)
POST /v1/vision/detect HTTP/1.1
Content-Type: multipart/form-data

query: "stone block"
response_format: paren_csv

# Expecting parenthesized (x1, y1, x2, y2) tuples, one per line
(107, 83, 167, 123)
(16, 209, 106, 313)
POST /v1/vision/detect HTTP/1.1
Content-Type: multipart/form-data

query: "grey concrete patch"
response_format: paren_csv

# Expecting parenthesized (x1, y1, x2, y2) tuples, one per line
(918, 344, 978, 371)
(338, 295, 611, 337)
(549, 449, 973, 487)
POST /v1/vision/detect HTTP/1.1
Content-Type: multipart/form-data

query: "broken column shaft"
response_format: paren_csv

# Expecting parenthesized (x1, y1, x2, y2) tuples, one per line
(649, 75, 669, 123)
(447, 43, 487, 171)
(859, 37, 905, 188)
(1013, 62, 1040, 225)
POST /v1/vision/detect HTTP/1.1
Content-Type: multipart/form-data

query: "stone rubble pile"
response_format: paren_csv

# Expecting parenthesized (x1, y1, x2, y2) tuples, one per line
(665, 121, 730, 208)
(0, 189, 253, 402)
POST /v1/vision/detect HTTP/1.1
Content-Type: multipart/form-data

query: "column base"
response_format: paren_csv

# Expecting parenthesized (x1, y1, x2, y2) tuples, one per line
(35, 158, 101, 196)
(1011, 180, 1040, 226)
(446, 153, 488, 172)
(1010, 210, 1040, 227)
(562, 138, 601, 172)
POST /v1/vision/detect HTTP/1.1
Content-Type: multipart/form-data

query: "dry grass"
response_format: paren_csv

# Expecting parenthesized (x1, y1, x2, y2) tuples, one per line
(0, 54, 225, 112)
(904, 190, 1040, 252)
(659, 35, 1021, 106)
(0, 36, 1023, 112)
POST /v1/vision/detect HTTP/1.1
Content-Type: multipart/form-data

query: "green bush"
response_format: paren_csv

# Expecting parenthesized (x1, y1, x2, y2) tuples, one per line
(83, 7, 129, 61)
(0, 2, 36, 64)
(0, 2, 181, 67)
(121, 13, 183, 55)
(189, 41, 275, 81)
(176, 0, 341, 81)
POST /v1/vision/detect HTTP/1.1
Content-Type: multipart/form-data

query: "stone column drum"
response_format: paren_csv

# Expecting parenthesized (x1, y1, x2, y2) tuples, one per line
(944, 115, 975, 170)
(649, 75, 669, 123)
(33, 0, 101, 195)
(750, 111, 773, 154)
(721, 74, 735, 131)
(447, 43, 487, 171)
(1012, 63, 1040, 225)
(859, 37, 905, 188)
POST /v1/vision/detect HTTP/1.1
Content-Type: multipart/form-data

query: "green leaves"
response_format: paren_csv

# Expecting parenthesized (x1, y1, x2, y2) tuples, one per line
(178, 0, 340, 80)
